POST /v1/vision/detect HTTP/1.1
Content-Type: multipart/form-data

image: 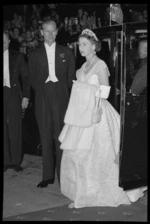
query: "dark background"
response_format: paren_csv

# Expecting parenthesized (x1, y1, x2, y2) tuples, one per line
(3, 4, 147, 21)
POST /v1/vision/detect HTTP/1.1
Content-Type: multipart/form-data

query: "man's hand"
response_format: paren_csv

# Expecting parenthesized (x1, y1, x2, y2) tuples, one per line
(21, 97, 29, 110)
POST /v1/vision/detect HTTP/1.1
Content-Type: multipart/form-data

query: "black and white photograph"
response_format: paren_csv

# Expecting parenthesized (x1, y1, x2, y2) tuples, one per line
(3, 3, 147, 221)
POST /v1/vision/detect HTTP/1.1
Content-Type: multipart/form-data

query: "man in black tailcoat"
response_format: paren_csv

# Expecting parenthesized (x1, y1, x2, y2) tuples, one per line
(28, 20, 76, 188)
(3, 31, 30, 172)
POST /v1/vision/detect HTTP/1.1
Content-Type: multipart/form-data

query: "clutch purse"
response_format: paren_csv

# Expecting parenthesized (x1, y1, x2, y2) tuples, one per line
(92, 97, 103, 124)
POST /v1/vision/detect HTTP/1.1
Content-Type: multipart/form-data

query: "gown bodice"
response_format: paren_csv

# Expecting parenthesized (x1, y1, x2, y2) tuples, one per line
(76, 58, 110, 86)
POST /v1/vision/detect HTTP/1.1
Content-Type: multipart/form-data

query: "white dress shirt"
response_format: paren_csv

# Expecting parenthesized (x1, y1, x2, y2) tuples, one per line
(44, 42, 58, 83)
(3, 50, 11, 88)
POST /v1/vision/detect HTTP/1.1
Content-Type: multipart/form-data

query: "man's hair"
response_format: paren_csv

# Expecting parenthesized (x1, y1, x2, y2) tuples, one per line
(42, 19, 57, 30)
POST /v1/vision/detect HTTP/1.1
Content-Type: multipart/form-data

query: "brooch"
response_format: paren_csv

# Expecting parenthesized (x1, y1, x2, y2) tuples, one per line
(59, 53, 65, 59)
(59, 53, 66, 62)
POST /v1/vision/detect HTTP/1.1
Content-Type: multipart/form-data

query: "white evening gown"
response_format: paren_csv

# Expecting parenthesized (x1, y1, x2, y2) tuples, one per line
(59, 59, 131, 208)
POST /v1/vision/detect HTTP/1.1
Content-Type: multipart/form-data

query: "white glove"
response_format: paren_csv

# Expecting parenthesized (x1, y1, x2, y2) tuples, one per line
(22, 97, 29, 110)
(95, 85, 111, 99)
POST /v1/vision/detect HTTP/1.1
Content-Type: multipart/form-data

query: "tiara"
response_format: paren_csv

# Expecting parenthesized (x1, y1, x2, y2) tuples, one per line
(81, 29, 98, 41)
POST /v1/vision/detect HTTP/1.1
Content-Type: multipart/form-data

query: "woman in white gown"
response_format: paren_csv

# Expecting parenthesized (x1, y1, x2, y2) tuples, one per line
(59, 29, 146, 208)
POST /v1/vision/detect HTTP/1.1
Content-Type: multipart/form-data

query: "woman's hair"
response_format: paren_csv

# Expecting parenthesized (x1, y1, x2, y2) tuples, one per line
(78, 29, 101, 52)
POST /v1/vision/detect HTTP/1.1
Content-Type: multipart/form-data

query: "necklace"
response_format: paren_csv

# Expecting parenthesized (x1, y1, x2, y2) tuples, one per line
(84, 55, 96, 73)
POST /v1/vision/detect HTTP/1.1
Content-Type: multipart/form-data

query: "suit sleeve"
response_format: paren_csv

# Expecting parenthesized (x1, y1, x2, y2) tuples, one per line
(19, 53, 30, 99)
(28, 51, 37, 91)
(67, 48, 76, 89)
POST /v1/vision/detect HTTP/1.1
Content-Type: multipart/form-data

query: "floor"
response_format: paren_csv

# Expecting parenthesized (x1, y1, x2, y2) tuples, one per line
(3, 154, 147, 221)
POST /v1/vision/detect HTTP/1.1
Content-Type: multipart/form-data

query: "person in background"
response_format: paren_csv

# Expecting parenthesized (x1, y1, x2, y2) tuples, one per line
(9, 27, 22, 52)
(3, 31, 30, 172)
(125, 38, 147, 202)
(130, 39, 147, 96)
(28, 20, 76, 188)
(59, 29, 132, 208)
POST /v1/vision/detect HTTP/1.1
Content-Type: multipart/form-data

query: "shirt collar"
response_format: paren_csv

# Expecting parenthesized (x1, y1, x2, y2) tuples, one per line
(44, 41, 56, 51)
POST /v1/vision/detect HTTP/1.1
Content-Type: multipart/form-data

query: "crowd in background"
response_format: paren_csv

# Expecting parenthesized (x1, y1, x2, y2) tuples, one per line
(3, 4, 147, 58)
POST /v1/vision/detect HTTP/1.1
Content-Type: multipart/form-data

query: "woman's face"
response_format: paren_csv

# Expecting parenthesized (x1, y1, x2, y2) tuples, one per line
(78, 37, 95, 57)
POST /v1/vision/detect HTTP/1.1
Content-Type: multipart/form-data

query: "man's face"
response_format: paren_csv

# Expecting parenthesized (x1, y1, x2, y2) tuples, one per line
(138, 41, 147, 59)
(3, 33, 10, 52)
(41, 21, 58, 46)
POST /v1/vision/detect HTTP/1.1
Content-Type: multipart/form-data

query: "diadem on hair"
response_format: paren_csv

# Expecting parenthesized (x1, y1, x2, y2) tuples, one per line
(81, 29, 98, 41)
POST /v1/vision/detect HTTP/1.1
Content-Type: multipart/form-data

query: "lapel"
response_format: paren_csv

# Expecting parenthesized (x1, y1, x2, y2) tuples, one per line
(55, 43, 60, 79)
(55, 43, 65, 80)
(38, 44, 49, 82)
